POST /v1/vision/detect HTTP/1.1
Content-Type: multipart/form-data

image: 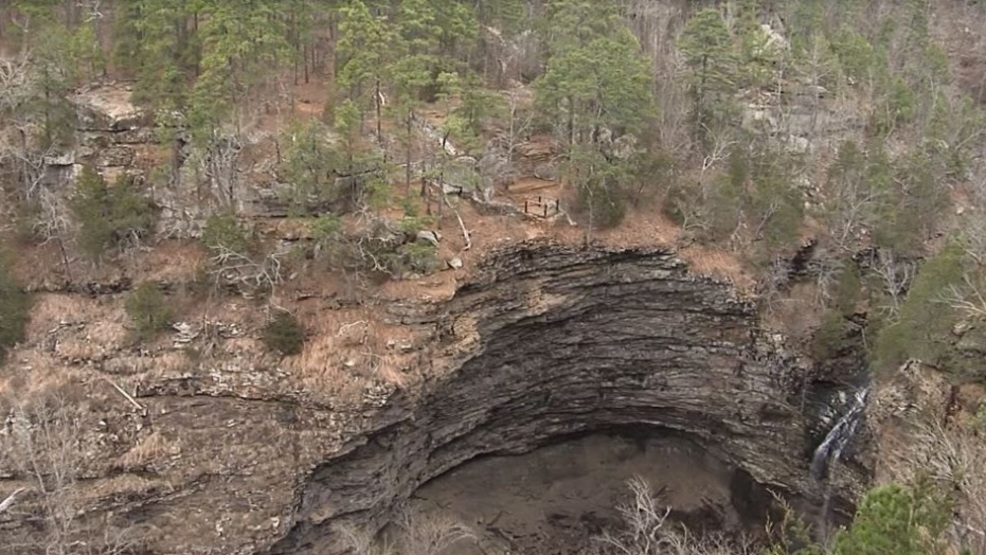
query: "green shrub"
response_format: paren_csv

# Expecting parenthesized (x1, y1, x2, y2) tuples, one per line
(201, 213, 253, 254)
(392, 242, 438, 275)
(872, 243, 964, 373)
(0, 251, 30, 360)
(832, 481, 952, 555)
(577, 180, 627, 230)
(71, 166, 156, 260)
(262, 311, 305, 356)
(124, 281, 173, 341)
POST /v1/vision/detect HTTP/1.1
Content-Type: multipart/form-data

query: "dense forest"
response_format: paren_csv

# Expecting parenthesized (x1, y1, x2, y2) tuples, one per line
(2, 0, 986, 554)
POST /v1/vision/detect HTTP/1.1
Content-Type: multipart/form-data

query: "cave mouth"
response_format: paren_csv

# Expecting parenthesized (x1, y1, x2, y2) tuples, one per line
(406, 426, 779, 554)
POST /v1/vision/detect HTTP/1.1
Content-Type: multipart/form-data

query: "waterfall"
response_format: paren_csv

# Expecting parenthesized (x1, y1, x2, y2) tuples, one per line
(810, 387, 869, 481)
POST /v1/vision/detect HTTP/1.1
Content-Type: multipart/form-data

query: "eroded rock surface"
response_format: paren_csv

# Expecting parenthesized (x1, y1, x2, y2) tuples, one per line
(268, 243, 822, 554)
(2, 242, 848, 555)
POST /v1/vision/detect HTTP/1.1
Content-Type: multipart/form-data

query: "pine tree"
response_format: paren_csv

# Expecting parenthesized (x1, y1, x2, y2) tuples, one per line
(678, 8, 738, 148)
(336, 0, 394, 142)
(0, 250, 30, 361)
(389, 0, 443, 195)
(189, 0, 289, 143)
(278, 119, 339, 214)
(71, 167, 157, 260)
(833, 482, 951, 555)
(873, 243, 964, 373)
(535, 31, 654, 146)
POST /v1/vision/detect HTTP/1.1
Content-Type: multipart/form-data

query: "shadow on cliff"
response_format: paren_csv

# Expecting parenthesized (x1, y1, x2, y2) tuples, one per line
(266, 242, 864, 554)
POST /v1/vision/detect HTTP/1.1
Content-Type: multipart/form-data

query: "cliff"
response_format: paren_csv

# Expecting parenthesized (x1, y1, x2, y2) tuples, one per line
(3, 241, 844, 554)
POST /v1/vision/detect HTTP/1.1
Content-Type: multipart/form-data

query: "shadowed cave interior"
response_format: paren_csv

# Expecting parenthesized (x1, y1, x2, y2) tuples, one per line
(401, 427, 783, 554)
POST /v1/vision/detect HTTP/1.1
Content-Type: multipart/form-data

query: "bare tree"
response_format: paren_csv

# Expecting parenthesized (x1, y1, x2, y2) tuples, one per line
(591, 477, 758, 555)
(337, 506, 475, 555)
(504, 89, 535, 171)
(871, 249, 915, 323)
(828, 173, 882, 252)
(889, 418, 986, 555)
(207, 243, 284, 298)
(944, 273, 986, 321)
(0, 396, 138, 555)
(203, 132, 243, 211)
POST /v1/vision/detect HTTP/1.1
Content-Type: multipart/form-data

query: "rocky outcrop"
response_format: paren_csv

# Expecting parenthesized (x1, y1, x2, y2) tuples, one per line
(2, 241, 858, 555)
(267, 242, 826, 554)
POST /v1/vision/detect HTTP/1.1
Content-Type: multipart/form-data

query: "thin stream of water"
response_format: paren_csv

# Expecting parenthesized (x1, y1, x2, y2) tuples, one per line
(811, 386, 869, 541)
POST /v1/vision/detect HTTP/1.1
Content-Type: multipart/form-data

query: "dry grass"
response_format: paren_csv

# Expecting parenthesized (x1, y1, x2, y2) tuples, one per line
(101, 351, 191, 377)
(131, 240, 207, 283)
(89, 472, 173, 500)
(27, 294, 125, 336)
(281, 303, 422, 401)
(762, 281, 826, 344)
(678, 244, 757, 293)
(115, 432, 178, 471)
(0, 349, 92, 402)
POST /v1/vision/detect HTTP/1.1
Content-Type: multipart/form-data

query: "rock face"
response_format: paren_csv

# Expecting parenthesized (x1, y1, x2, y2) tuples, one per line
(2, 242, 850, 555)
(267, 242, 823, 554)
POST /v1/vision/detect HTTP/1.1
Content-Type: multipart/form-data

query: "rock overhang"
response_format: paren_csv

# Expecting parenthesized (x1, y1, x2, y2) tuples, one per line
(267, 241, 830, 554)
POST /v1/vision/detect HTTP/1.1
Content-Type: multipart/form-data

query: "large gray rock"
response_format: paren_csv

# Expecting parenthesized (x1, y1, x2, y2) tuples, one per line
(270, 242, 836, 554)
(71, 85, 148, 132)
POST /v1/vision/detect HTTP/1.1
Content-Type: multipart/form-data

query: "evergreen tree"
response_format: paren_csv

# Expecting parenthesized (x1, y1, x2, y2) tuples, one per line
(336, 0, 394, 142)
(542, 0, 621, 56)
(125, 281, 174, 341)
(124, 0, 200, 112)
(0, 250, 30, 361)
(388, 0, 444, 195)
(535, 31, 654, 147)
(678, 8, 738, 148)
(278, 119, 339, 214)
(189, 0, 289, 143)
(873, 243, 964, 373)
(833, 482, 951, 555)
(71, 167, 157, 260)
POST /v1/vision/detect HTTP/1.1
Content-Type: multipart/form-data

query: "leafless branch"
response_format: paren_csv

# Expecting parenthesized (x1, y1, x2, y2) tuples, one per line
(591, 477, 757, 555)
(0, 487, 26, 514)
(872, 250, 915, 323)
(101, 378, 147, 417)
(892, 417, 986, 554)
(1, 396, 140, 555)
(204, 133, 243, 209)
(336, 506, 475, 555)
(442, 191, 472, 251)
(208, 244, 284, 297)
(944, 273, 986, 320)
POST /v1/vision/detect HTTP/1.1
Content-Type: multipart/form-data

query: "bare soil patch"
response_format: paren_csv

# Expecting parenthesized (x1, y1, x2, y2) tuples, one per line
(411, 432, 749, 555)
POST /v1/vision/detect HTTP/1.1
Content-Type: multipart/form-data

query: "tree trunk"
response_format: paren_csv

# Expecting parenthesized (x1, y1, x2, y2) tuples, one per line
(567, 96, 575, 147)
(375, 79, 383, 144)
(405, 111, 413, 198)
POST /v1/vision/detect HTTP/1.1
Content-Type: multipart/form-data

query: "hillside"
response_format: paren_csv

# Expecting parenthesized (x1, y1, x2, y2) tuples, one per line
(2, 1, 986, 554)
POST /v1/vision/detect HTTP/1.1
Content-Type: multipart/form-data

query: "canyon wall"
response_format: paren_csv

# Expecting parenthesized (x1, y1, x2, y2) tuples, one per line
(2, 241, 861, 555)
(267, 242, 832, 554)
